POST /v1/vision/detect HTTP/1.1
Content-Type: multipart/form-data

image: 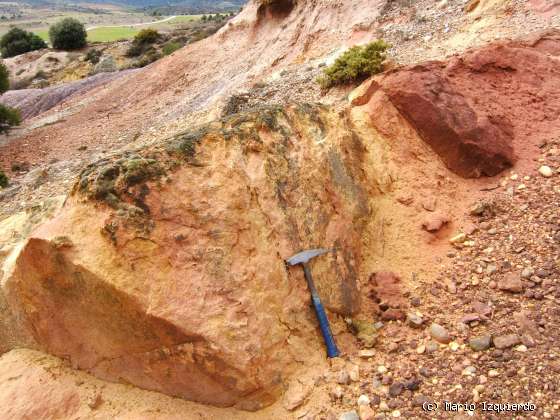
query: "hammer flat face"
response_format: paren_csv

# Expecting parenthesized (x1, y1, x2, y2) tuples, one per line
(285, 248, 330, 266)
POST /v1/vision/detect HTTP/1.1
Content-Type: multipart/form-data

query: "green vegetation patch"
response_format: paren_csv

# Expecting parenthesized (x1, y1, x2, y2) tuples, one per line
(77, 154, 164, 210)
(317, 40, 390, 88)
(0, 104, 21, 133)
(85, 48, 102, 64)
(162, 41, 182, 56)
(125, 28, 160, 60)
(88, 27, 139, 43)
(0, 61, 21, 134)
(169, 15, 202, 24)
(0, 170, 8, 188)
(166, 127, 209, 158)
(35, 30, 49, 42)
(0, 27, 47, 58)
(49, 17, 87, 50)
(133, 28, 160, 45)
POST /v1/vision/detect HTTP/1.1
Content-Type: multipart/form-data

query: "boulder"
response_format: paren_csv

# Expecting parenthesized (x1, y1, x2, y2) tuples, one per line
(360, 66, 514, 178)
(2, 104, 373, 408)
(352, 30, 560, 178)
(93, 55, 118, 74)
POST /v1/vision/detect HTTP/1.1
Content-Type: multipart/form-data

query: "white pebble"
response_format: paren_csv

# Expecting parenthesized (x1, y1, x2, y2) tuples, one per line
(539, 165, 553, 178)
(359, 349, 375, 358)
(357, 394, 370, 406)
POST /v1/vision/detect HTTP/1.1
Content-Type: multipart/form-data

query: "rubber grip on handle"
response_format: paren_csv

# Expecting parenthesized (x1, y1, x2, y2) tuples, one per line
(311, 296, 340, 358)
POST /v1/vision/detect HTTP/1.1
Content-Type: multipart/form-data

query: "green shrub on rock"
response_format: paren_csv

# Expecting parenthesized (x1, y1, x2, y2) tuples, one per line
(49, 18, 87, 51)
(0, 27, 47, 58)
(317, 40, 390, 89)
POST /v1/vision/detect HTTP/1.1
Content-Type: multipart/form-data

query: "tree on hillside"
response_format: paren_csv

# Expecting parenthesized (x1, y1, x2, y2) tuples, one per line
(0, 61, 21, 136)
(0, 27, 46, 58)
(49, 18, 87, 51)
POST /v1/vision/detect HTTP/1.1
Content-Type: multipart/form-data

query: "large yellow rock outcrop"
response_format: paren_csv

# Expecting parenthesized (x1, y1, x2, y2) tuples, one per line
(2, 104, 376, 408)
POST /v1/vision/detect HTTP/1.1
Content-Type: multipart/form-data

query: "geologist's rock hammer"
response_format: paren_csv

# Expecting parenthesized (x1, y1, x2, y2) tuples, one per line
(285, 248, 340, 358)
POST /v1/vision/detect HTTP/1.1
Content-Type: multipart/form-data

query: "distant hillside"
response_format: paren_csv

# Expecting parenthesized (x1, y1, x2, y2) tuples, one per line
(142, 0, 246, 9)
(142, 0, 247, 14)
(33, 0, 248, 12)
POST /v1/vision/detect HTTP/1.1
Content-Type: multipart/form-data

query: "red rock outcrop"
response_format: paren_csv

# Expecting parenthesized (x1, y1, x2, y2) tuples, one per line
(2, 105, 374, 408)
(353, 30, 560, 178)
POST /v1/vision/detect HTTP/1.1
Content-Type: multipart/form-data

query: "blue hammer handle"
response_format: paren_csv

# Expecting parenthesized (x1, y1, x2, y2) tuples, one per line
(303, 263, 340, 358)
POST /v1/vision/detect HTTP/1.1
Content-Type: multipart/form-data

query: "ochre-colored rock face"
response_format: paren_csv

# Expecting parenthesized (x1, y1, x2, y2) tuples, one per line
(353, 30, 560, 178)
(3, 105, 373, 408)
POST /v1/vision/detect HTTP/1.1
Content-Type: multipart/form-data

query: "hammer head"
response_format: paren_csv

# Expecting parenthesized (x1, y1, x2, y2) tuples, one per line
(285, 248, 331, 266)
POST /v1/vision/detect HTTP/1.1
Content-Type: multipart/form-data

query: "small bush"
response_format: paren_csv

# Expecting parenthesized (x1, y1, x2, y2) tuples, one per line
(49, 18, 87, 50)
(135, 49, 162, 68)
(0, 61, 21, 132)
(126, 29, 160, 58)
(0, 170, 8, 188)
(0, 61, 9, 93)
(0, 27, 47, 58)
(0, 104, 21, 133)
(134, 28, 160, 45)
(85, 48, 102, 64)
(125, 42, 144, 57)
(162, 41, 181, 56)
(317, 40, 390, 89)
